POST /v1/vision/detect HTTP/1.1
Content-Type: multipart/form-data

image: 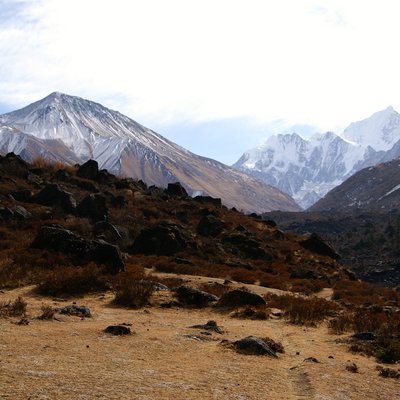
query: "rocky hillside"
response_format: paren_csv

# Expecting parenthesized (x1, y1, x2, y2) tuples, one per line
(0, 92, 299, 213)
(310, 157, 400, 212)
(0, 152, 349, 295)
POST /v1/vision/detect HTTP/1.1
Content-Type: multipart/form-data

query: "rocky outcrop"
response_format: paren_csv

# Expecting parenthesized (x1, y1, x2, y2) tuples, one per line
(129, 222, 191, 256)
(174, 285, 219, 307)
(32, 225, 124, 273)
(77, 194, 108, 222)
(32, 184, 76, 213)
(300, 233, 340, 260)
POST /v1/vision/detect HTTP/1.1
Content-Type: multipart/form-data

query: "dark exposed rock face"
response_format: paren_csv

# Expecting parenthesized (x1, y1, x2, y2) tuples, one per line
(233, 336, 277, 357)
(193, 196, 222, 208)
(0, 207, 14, 221)
(222, 233, 271, 260)
(197, 215, 226, 237)
(32, 225, 124, 273)
(129, 222, 190, 256)
(77, 159, 99, 180)
(77, 194, 108, 222)
(32, 184, 76, 213)
(93, 221, 122, 242)
(166, 182, 188, 197)
(10, 188, 33, 202)
(0, 152, 29, 178)
(175, 285, 219, 307)
(217, 289, 266, 308)
(12, 205, 32, 220)
(300, 233, 340, 260)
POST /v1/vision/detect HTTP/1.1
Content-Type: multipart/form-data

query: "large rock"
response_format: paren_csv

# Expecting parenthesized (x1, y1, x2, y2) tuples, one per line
(300, 233, 340, 260)
(77, 194, 108, 222)
(222, 233, 271, 260)
(32, 184, 76, 213)
(233, 336, 278, 357)
(0, 207, 14, 221)
(193, 196, 222, 208)
(217, 289, 266, 308)
(77, 159, 99, 180)
(32, 225, 124, 273)
(93, 221, 122, 242)
(0, 153, 29, 178)
(197, 215, 226, 237)
(10, 188, 33, 202)
(129, 221, 189, 256)
(175, 285, 218, 307)
(166, 182, 188, 197)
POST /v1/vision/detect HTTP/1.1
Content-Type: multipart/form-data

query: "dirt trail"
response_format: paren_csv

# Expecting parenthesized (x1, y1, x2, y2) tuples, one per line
(0, 283, 399, 400)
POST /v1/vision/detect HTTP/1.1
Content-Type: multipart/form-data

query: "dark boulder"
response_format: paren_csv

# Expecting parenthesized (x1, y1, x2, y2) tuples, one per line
(222, 233, 271, 260)
(54, 169, 70, 181)
(32, 184, 76, 213)
(233, 336, 277, 357)
(190, 320, 224, 334)
(10, 188, 33, 202)
(300, 233, 340, 260)
(104, 325, 131, 335)
(166, 182, 188, 197)
(175, 285, 218, 307)
(217, 289, 266, 308)
(197, 215, 226, 237)
(93, 221, 122, 242)
(91, 239, 125, 273)
(12, 205, 32, 220)
(58, 305, 91, 317)
(77, 160, 99, 180)
(77, 194, 108, 222)
(193, 196, 222, 208)
(129, 221, 189, 256)
(32, 225, 124, 273)
(0, 207, 14, 221)
(0, 153, 29, 178)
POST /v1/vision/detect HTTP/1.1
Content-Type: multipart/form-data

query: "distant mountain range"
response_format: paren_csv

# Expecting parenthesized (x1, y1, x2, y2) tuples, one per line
(234, 106, 400, 208)
(0, 92, 299, 213)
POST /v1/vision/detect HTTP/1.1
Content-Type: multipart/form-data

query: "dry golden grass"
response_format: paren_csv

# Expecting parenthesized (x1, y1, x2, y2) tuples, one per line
(1, 284, 399, 400)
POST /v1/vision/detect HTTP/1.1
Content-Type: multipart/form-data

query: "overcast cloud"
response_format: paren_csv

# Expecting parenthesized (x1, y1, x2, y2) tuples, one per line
(1, 0, 400, 163)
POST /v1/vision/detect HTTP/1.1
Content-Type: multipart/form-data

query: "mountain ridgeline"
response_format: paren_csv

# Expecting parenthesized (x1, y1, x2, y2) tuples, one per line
(0, 92, 299, 214)
(234, 107, 400, 208)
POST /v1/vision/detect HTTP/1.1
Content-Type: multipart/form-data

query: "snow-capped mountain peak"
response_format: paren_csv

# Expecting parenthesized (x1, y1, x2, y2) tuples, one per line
(342, 106, 400, 151)
(0, 92, 300, 213)
(234, 106, 400, 209)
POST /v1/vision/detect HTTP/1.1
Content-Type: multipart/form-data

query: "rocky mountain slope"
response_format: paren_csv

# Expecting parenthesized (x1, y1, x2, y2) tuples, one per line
(0, 92, 299, 213)
(234, 107, 400, 208)
(310, 157, 400, 212)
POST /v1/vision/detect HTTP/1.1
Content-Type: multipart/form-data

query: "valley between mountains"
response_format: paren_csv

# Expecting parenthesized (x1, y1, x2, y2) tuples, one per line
(0, 153, 400, 399)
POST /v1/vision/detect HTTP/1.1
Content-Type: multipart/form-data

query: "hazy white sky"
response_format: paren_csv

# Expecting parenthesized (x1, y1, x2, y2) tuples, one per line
(1, 0, 400, 163)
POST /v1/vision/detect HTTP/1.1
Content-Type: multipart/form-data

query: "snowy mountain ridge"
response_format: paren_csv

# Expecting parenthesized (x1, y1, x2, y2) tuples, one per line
(234, 106, 400, 209)
(0, 92, 300, 213)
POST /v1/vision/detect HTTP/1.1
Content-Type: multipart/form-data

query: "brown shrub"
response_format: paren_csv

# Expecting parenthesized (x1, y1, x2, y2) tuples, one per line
(38, 263, 108, 296)
(38, 305, 56, 320)
(0, 296, 27, 317)
(113, 278, 155, 308)
(265, 293, 338, 326)
(328, 312, 354, 334)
